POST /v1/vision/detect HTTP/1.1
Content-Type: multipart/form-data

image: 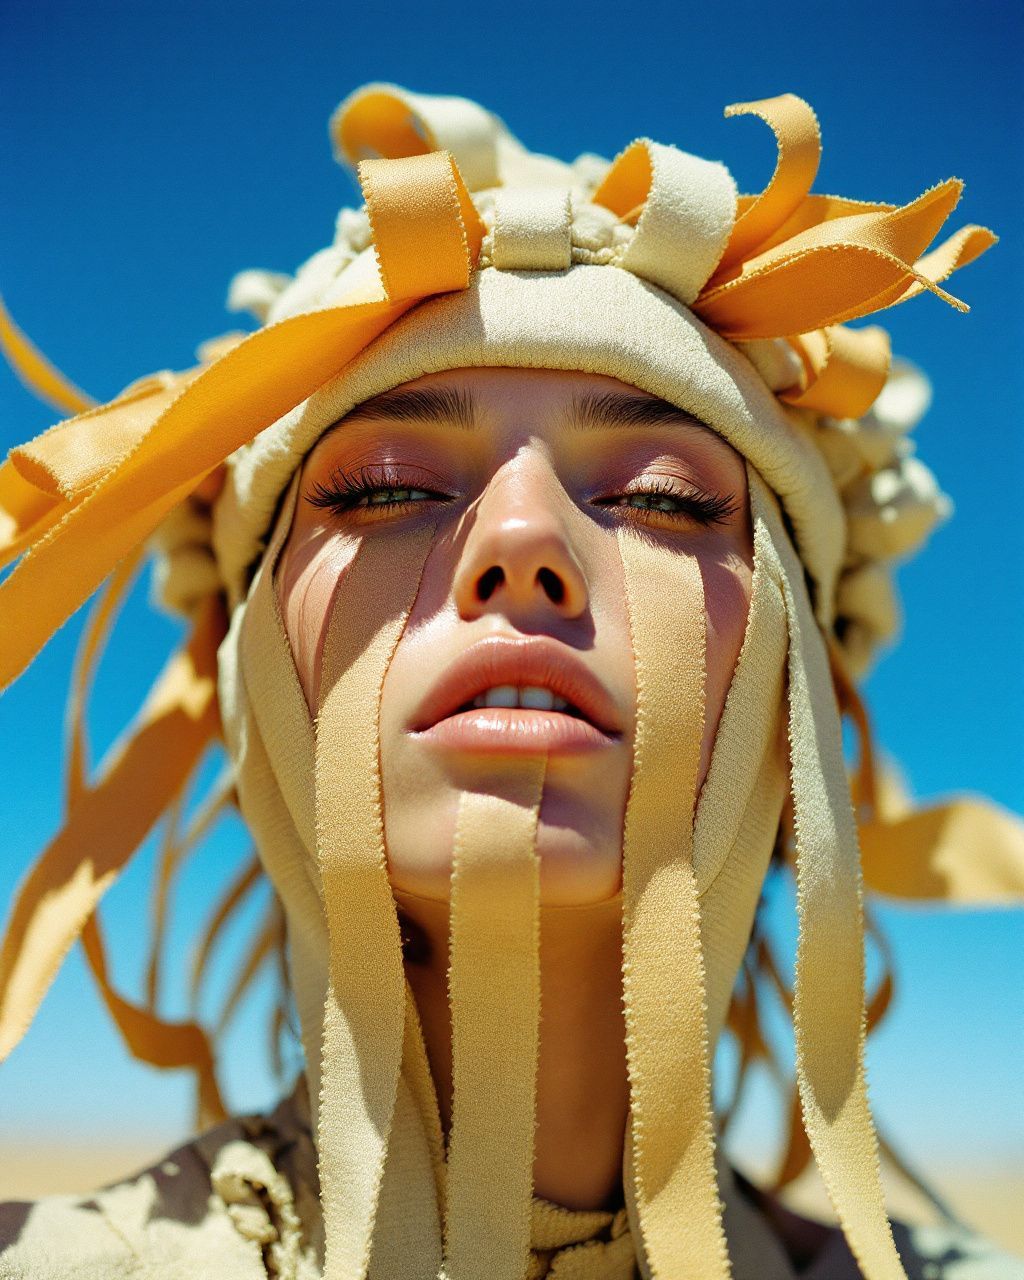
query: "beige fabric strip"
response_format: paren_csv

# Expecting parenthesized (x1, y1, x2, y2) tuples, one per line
(492, 188, 572, 272)
(444, 769, 546, 1280)
(597, 140, 736, 305)
(693, 523, 789, 1055)
(314, 521, 437, 1280)
(749, 469, 906, 1280)
(615, 528, 729, 1279)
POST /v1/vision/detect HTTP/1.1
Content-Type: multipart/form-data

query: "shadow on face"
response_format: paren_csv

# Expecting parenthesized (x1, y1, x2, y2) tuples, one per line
(275, 367, 754, 907)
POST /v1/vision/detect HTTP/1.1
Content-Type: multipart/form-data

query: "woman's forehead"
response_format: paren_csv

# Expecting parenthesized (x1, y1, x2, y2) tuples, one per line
(315, 367, 745, 468)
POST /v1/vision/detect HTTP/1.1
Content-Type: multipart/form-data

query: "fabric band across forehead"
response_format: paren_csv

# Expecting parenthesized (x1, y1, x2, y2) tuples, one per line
(444, 765, 546, 1279)
(314, 520, 437, 1279)
(615, 529, 728, 1278)
(749, 470, 906, 1280)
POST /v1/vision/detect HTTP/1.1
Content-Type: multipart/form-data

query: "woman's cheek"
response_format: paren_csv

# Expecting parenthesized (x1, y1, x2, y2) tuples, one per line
(277, 524, 361, 713)
(699, 546, 754, 789)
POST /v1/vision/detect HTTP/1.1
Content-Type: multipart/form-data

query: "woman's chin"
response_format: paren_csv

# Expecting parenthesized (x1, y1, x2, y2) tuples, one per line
(385, 789, 622, 908)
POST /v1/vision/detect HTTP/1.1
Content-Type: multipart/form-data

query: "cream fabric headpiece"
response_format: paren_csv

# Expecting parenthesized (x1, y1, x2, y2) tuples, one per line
(1, 81, 1022, 1280)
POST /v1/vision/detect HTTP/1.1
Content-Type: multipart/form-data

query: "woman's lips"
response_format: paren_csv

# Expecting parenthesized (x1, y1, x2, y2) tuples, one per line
(413, 706, 618, 754)
(409, 635, 624, 755)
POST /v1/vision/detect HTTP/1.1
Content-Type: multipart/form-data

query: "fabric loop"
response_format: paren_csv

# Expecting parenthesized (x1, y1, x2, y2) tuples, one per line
(781, 325, 892, 419)
(593, 140, 737, 305)
(358, 151, 485, 299)
(717, 95, 821, 273)
(333, 83, 503, 191)
(492, 187, 572, 271)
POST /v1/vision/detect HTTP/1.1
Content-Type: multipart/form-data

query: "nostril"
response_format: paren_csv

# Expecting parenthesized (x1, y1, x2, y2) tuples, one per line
(537, 567, 565, 605)
(476, 565, 504, 601)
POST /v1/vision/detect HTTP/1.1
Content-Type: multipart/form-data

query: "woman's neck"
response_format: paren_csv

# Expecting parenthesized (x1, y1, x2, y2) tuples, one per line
(394, 888, 629, 1211)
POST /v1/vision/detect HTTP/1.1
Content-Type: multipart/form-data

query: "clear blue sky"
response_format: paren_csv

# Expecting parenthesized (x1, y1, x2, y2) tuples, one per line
(1, 0, 1021, 1176)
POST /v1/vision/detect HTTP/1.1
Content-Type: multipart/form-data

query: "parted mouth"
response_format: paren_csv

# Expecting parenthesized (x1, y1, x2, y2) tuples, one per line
(409, 634, 623, 737)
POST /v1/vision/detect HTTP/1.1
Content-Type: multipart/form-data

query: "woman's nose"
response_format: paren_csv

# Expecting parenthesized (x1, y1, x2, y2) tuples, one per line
(453, 460, 589, 621)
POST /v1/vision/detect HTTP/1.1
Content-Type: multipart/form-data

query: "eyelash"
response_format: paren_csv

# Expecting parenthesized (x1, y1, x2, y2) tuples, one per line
(307, 464, 740, 529)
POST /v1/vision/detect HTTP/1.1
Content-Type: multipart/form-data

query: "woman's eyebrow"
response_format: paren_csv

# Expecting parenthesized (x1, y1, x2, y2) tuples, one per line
(565, 391, 716, 435)
(338, 385, 477, 431)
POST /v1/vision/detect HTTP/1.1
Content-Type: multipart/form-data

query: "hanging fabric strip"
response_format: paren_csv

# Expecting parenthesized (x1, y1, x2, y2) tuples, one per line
(79, 907, 227, 1128)
(0, 292, 96, 415)
(444, 763, 546, 1280)
(144, 793, 187, 1008)
(146, 765, 236, 1011)
(616, 529, 729, 1279)
(0, 594, 222, 1062)
(190, 853, 264, 1009)
(55, 543, 228, 1121)
(749, 468, 906, 1280)
(314, 521, 436, 1280)
(716, 95, 821, 273)
(63, 543, 146, 802)
(215, 897, 286, 1038)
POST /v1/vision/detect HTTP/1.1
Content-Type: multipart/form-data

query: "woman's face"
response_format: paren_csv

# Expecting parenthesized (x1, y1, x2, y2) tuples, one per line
(276, 368, 754, 905)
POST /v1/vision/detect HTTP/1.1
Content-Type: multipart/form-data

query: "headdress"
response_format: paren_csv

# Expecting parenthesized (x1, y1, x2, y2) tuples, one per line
(2, 84, 1022, 1279)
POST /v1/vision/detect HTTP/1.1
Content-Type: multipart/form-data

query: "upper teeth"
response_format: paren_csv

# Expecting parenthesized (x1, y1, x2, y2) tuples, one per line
(469, 684, 572, 712)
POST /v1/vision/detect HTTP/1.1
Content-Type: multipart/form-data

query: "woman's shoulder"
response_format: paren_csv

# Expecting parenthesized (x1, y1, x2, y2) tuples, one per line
(0, 1090, 320, 1279)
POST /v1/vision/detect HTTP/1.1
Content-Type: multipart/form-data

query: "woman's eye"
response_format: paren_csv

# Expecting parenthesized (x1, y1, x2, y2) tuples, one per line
(307, 466, 453, 517)
(595, 481, 739, 527)
(358, 486, 434, 507)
